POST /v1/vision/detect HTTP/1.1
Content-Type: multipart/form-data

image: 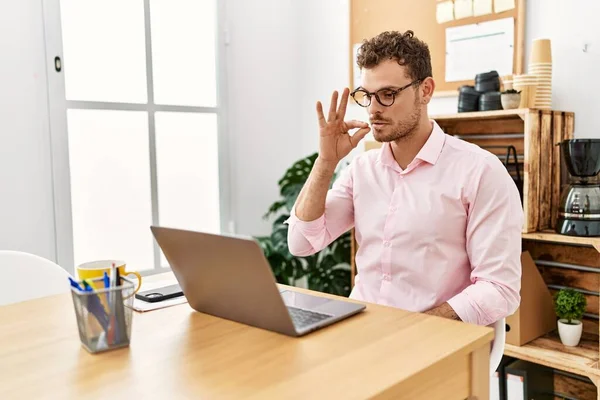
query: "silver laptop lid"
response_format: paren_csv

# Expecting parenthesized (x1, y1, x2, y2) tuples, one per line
(150, 226, 298, 336)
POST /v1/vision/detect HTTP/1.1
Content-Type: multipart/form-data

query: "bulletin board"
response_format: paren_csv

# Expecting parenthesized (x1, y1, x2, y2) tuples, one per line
(349, 0, 526, 97)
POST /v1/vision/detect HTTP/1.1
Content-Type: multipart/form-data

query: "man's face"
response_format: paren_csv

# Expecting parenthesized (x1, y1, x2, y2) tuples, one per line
(360, 60, 422, 143)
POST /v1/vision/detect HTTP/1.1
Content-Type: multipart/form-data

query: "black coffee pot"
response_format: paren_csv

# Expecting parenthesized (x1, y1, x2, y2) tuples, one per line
(556, 139, 600, 236)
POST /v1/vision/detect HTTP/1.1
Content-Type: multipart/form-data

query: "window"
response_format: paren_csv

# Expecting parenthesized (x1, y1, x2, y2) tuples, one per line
(50, 0, 227, 272)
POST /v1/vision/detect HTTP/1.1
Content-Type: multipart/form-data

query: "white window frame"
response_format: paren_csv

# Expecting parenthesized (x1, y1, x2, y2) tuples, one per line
(41, 0, 231, 275)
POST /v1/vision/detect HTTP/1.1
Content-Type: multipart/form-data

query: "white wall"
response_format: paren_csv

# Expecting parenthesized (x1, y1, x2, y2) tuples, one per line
(0, 1, 56, 262)
(225, 0, 355, 237)
(523, 0, 600, 138)
(297, 0, 350, 157)
(224, 0, 305, 236)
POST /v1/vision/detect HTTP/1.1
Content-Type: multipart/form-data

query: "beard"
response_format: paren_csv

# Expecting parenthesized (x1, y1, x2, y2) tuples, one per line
(372, 95, 422, 143)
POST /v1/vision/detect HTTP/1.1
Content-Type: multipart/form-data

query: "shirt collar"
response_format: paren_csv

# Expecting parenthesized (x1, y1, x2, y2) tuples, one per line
(414, 120, 445, 165)
(377, 120, 446, 169)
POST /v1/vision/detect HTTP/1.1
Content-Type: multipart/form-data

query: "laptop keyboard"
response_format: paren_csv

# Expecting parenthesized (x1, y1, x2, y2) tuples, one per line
(287, 306, 332, 328)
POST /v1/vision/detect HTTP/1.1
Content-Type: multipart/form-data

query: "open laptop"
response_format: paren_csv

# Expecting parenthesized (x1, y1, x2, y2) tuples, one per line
(150, 226, 366, 337)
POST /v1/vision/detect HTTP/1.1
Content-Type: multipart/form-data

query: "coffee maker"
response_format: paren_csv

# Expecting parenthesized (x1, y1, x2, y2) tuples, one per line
(556, 139, 600, 237)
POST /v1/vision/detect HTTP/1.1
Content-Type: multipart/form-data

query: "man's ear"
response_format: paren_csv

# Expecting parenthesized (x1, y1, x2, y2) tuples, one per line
(420, 77, 435, 104)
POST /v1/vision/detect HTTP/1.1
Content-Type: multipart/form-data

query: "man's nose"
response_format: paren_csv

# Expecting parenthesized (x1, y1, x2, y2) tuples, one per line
(367, 98, 385, 114)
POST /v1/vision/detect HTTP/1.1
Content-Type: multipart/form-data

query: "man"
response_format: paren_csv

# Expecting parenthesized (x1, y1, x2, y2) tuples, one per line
(286, 30, 522, 326)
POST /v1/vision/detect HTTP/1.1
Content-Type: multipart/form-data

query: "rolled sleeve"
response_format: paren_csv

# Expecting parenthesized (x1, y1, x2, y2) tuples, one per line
(448, 156, 523, 326)
(286, 161, 355, 257)
(286, 211, 327, 256)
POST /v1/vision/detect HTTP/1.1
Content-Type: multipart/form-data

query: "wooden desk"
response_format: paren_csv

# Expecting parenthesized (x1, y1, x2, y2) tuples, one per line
(0, 274, 493, 399)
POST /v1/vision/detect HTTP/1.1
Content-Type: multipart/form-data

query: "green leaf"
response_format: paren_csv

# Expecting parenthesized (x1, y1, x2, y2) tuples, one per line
(255, 236, 273, 257)
(270, 214, 290, 255)
(278, 153, 318, 197)
(254, 152, 354, 297)
(282, 184, 303, 211)
(307, 252, 351, 297)
(331, 231, 352, 263)
(265, 252, 287, 284)
(263, 200, 288, 219)
(554, 288, 587, 323)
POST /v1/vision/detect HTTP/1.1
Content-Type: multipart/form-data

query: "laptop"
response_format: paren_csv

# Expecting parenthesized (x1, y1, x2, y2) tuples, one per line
(150, 226, 366, 337)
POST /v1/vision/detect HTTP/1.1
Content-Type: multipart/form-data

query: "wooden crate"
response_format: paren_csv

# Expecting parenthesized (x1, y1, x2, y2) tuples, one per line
(509, 235, 600, 398)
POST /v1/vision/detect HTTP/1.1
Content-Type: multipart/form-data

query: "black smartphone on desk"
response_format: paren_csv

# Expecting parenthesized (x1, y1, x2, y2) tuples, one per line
(135, 284, 184, 303)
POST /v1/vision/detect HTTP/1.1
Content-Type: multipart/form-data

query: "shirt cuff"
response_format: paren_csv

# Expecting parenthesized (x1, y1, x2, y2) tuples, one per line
(285, 208, 326, 232)
(447, 291, 479, 325)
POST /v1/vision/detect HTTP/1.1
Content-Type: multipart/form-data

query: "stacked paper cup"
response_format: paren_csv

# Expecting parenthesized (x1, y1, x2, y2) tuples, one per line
(528, 39, 552, 109)
(512, 74, 538, 108)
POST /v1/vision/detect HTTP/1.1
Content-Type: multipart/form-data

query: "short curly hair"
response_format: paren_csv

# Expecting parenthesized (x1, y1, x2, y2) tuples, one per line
(356, 30, 432, 81)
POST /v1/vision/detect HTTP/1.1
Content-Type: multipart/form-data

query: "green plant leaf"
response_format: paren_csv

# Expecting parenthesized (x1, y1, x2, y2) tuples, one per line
(270, 214, 290, 255)
(554, 288, 587, 323)
(282, 184, 304, 211)
(278, 153, 318, 197)
(255, 236, 273, 257)
(265, 252, 289, 285)
(331, 231, 352, 263)
(263, 200, 288, 219)
(307, 252, 351, 296)
(254, 152, 353, 297)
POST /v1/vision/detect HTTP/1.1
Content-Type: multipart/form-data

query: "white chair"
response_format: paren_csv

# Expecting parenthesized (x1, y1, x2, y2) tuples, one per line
(489, 317, 506, 376)
(0, 250, 70, 306)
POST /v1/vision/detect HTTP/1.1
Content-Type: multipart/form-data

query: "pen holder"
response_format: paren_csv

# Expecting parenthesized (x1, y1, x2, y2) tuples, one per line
(70, 276, 135, 354)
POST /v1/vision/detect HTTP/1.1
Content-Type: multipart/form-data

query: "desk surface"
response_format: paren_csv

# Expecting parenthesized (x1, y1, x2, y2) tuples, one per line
(0, 273, 493, 399)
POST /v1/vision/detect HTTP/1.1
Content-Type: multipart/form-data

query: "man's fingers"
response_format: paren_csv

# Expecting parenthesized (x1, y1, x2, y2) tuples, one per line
(337, 88, 350, 120)
(343, 120, 370, 131)
(350, 127, 371, 147)
(328, 91, 339, 121)
(316, 101, 326, 127)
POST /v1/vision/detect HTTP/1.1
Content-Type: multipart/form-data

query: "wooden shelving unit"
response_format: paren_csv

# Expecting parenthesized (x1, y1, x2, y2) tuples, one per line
(505, 331, 600, 383)
(519, 231, 600, 392)
(432, 108, 530, 121)
(522, 230, 600, 252)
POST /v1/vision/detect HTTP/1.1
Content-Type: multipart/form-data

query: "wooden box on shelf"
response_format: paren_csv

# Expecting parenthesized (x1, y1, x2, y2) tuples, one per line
(362, 108, 575, 233)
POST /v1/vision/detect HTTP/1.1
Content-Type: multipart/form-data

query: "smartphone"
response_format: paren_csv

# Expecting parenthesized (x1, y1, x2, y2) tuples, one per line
(135, 284, 184, 303)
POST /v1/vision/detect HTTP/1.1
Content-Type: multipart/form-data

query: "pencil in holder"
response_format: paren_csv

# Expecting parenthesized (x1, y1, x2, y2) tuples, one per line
(70, 276, 135, 353)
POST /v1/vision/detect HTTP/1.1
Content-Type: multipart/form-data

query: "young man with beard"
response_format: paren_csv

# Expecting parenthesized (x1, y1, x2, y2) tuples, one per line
(286, 30, 523, 326)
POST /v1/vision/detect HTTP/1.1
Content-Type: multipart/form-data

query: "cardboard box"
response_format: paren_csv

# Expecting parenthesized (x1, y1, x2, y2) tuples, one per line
(505, 251, 557, 346)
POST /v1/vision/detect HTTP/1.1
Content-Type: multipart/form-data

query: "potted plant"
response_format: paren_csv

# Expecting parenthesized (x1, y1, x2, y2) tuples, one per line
(554, 288, 587, 346)
(256, 153, 353, 297)
(501, 89, 521, 110)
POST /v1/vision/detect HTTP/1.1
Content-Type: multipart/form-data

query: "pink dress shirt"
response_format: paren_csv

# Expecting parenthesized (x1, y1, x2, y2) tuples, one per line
(286, 121, 523, 326)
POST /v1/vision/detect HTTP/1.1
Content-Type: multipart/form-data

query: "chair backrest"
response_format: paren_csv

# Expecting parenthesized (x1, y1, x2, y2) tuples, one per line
(0, 250, 70, 306)
(489, 317, 506, 376)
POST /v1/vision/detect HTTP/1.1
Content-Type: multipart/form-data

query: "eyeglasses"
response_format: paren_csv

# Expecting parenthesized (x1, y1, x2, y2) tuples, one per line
(350, 79, 422, 107)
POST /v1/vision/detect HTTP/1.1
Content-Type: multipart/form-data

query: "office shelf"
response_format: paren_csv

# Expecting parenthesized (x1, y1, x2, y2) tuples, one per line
(522, 230, 600, 253)
(504, 331, 600, 382)
(431, 108, 530, 122)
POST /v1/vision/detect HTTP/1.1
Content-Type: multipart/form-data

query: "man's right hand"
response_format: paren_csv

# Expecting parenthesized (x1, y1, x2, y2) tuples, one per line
(316, 88, 371, 165)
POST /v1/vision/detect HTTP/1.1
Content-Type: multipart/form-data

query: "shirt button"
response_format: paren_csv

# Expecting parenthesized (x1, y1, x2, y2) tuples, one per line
(382, 274, 391, 281)
(383, 241, 391, 247)
(389, 206, 397, 212)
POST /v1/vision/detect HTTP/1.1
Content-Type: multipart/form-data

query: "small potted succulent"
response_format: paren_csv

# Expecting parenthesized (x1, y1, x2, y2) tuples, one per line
(554, 288, 587, 346)
(501, 89, 521, 110)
